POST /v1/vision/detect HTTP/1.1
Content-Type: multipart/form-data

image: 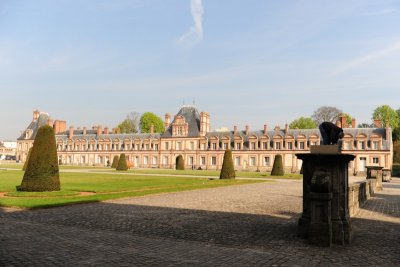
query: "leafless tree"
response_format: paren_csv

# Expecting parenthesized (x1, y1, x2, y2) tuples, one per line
(311, 106, 342, 125)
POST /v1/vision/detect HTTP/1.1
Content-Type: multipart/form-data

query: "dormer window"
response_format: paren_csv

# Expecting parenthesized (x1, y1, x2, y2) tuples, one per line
(172, 115, 189, 137)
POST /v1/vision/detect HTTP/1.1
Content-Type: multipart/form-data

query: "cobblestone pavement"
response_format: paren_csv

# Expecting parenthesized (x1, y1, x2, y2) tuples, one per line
(1, 178, 399, 266)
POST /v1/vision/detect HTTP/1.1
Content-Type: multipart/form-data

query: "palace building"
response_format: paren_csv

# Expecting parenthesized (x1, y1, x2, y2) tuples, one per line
(16, 106, 393, 174)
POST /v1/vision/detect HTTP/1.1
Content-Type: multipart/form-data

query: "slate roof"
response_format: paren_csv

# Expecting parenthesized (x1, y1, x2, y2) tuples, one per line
(161, 105, 201, 138)
(17, 113, 51, 140)
(55, 132, 161, 141)
(205, 127, 391, 150)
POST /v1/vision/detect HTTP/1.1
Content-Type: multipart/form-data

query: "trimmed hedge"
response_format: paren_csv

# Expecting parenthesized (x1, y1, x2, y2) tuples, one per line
(116, 153, 128, 171)
(220, 149, 235, 179)
(271, 154, 284, 176)
(392, 163, 400, 177)
(18, 125, 60, 191)
(111, 155, 119, 168)
(22, 147, 32, 171)
(176, 155, 184, 170)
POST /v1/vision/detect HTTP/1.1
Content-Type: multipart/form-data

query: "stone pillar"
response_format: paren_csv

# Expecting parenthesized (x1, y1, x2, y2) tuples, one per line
(296, 149, 355, 247)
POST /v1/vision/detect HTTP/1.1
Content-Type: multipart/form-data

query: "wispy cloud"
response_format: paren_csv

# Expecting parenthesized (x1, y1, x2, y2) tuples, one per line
(177, 0, 204, 48)
(332, 40, 400, 75)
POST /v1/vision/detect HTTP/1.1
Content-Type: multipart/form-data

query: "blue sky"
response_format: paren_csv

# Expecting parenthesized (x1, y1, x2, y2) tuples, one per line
(1, 0, 400, 140)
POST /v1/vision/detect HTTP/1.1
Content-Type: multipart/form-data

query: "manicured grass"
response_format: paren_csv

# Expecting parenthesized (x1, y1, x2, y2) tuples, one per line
(0, 170, 262, 209)
(0, 163, 109, 170)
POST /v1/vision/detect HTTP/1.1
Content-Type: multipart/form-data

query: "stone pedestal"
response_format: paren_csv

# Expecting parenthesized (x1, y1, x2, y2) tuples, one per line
(366, 166, 383, 190)
(297, 149, 355, 247)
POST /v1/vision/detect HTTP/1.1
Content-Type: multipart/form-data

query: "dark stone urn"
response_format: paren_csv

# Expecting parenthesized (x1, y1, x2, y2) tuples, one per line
(296, 148, 355, 247)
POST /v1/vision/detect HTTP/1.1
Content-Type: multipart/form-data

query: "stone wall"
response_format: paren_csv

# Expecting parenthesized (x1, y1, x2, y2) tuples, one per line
(348, 179, 379, 216)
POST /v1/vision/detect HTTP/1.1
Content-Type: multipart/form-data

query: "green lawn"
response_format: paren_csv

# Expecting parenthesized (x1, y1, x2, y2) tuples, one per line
(0, 163, 109, 170)
(0, 170, 262, 209)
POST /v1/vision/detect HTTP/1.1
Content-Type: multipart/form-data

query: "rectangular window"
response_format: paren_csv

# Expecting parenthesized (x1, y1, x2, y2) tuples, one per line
(211, 156, 217, 166)
(275, 142, 281, 150)
(201, 143, 206, 150)
(359, 142, 365, 150)
(201, 156, 206, 165)
(299, 142, 305, 149)
(163, 156, 169, 165)
(264, 156, 270, 166)
(373, 157, 379, 164)
(373, 141, 379, 150)
(287, 142, 293, 149)
(152, 156, 157, 165)
(251, 142, 256, 150)
(212, 143, 217, 150)
(189, 156, 194, 165)
(190, 142, 195, 150)
(250, 157, 256, 166)
(145, 144, 149, 150)
(235, 156, 241, 166)
(143, 156, 148, 165)
(165, 142, 169, 150)
(262, 142, 268, 150)
(223, 143, 228, 150)
(236, 143, 241, 150)
(177, 142, 182, 150)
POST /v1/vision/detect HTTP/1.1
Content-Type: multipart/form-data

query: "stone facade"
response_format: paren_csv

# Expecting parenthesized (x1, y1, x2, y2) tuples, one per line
(16, 106, 393, 173)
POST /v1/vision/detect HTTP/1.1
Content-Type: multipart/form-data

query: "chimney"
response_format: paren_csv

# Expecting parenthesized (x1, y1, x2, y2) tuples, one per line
(53, 120, 66, 134)
(150, 124, 154, 134)
(285, 123, 289, 133)
(274, 125, 280, 131)
(386, 121, 391, 141)
(33, 110, 40, 122)
(233, 125, 238, 134)
(373, 119, 382, 128)
(164, 113, 171, 131)
(104, 127, 109, 135)
(245, 125, 249, 135)
(339, 114, 347, 128)
(97, 125, 102, 136)
(351, 118, 356, 128)
(200, 112, 210, 136)
(69, 126, 74, 139)
(83, 127, 87, 135)
(264, 124, 268, 134)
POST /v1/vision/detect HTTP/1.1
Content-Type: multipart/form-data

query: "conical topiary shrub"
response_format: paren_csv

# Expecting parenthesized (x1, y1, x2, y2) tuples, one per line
(18, 125, 60, 191)
(116, 153, 128, 171)
(220, 149, 235, 179)
(271, 154, 284, 176)
(176, 155, 184, 170)
(111, 155, 119, 168)
(22, 147, 32, 171)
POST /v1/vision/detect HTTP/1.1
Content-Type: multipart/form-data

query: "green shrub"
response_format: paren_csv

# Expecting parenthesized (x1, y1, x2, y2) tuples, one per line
(176, 155, 184, 170)
(271, 154, 284, 176)
(220, 149, 235, 179)
(116, 153, 128, 171)
(18, 125, 60, 191)
(392, 163, 400, 177)
(22, 147, 32, 171)
(111, 155, 119, 168)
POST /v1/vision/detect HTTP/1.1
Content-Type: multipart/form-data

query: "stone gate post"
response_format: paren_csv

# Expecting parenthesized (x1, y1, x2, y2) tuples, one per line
(296, 149, 355, 247)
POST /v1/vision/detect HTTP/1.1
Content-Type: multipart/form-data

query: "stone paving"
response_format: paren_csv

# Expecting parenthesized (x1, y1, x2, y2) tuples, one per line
(0, 178, 399, 266)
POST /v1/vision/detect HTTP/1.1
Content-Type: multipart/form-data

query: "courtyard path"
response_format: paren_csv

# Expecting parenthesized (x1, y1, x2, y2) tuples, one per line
(0, 178, 399, 266)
